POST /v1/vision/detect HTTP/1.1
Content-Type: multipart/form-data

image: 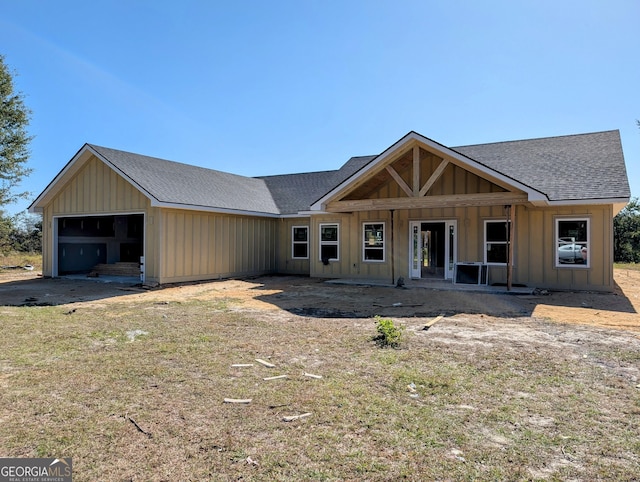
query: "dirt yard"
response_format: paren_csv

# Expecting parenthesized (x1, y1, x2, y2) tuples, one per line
(1, 268, 639, 334)
(2, 268, 639, 480)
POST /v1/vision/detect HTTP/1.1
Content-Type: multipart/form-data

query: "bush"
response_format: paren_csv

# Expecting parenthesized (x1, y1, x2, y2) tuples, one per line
(374, 316, 404, 348)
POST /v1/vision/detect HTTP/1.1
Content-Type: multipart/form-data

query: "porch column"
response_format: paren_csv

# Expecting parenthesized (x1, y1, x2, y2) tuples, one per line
(507, 205, 516, 290)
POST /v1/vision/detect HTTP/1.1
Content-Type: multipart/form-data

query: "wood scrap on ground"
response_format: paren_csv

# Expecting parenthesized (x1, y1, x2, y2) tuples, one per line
(263, 374, 288, 381)
(255, 358, 276, 368)
(423, 314, 445, 331)
(283, 412, 312, 422)
(223, 398, 252, 404)
(231, 363, 254, 368)
(303, 372, 322, 379)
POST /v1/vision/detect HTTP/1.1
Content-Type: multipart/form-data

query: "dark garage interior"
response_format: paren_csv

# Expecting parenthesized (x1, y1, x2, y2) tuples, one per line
(57, 214, 144, 276)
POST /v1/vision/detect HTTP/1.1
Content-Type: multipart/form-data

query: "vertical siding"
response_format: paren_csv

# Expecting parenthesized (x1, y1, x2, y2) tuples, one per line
(275, 218, 311, 275)
(310, 203, 614, 291)
(159, 209, 278, 284)
(40, 156, 151, 278)
(49, 157, 149, 214)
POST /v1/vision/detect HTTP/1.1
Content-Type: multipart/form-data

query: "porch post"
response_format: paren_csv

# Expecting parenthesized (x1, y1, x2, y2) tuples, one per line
(507, 205, 515, 290)
(390, 209, 395, 285)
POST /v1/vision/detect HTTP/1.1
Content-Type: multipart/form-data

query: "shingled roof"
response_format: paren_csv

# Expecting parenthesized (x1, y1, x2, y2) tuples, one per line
(258, 156, 375, 214)
(89, 145, 281, 215)
(29, 130, 630, 216)
(452, 130, 630, 202)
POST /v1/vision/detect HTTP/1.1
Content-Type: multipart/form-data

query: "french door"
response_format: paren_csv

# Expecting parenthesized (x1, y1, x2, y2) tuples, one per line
(409, 220, 457, 280)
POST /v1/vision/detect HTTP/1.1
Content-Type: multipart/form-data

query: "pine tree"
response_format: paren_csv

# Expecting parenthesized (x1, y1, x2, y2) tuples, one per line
(0, 55, 33, 206)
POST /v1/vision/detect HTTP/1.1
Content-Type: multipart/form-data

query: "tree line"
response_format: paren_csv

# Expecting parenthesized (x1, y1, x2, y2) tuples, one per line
(0, 211, 42, 254)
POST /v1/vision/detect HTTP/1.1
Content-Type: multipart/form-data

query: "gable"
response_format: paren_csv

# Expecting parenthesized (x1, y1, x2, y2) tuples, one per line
(311, 130, 630, 213)
(341, 147, 508, 201)
(49, 155, 150, 213)
(313, 134, 536, 213)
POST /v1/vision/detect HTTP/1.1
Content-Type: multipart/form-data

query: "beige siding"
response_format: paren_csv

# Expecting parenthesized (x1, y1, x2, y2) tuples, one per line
(50, 157, 149, 214)
(310, 212, 394, 281)
(39, 156, 153, 278)
(158, 209, 278, 283)
(310, 204, 615, 291)
(276, 218, 311, 275)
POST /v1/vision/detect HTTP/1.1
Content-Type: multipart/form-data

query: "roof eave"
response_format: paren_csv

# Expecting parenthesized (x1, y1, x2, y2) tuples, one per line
(150, 200, 281, 218)
(546, 197, 631, 216)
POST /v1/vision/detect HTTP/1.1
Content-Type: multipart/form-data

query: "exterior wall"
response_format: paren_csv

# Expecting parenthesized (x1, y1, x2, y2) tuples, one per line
(275, 217, 311, 275)
(309, 204, 615, 291)
(37, 151, 616, 291)
(40, 156, 152, 278)
(158, 209, 278, 284)
(309, 211, 395, 282)
(508, 204, 614, 291)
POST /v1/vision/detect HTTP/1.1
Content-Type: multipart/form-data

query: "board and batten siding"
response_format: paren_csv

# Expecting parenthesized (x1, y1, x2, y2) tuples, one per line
(310, 204, 614, 291)
(519, 204, 613, 291)
(310, 212, 393, 280)
(275, 218, 311, 275)
(50, 156, 150, 214)
(158, 209, 278, 283)
(39, 156, 153, 278)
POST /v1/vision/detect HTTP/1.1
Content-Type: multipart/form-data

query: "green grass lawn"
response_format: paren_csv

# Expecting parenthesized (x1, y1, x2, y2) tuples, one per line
(1, 297, 639, 481)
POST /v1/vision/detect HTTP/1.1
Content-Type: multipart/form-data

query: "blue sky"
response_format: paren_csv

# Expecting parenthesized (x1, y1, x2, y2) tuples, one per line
(1, 0, 638, 215)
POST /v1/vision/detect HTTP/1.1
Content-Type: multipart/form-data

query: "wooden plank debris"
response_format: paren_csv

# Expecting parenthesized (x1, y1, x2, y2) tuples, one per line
(263, 374, 288, 381)
(223, 398, 252, 404)
(303, 372, 322, 379)
(283, 412, 312, 422)
(423, 314, 445, 331)
(231, 363, 254, 368)
(255, 358, 276, 368)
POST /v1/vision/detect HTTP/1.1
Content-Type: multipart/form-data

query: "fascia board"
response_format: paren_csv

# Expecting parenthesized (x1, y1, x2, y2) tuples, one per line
(150, 200, 281, 218)
(547, 198, 630, 213)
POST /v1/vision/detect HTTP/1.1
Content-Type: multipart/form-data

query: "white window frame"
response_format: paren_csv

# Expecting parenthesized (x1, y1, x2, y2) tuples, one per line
(555, 217, 590, 268)
(291, 226, 309, 259)
(362, 222, 385, 262)
(319, 223, 339, 262)
(484, 219, 511, 266)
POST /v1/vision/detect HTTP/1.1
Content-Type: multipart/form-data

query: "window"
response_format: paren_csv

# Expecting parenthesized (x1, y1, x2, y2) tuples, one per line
(484, 220, 511, 265)
(556, 218, 589, 267)
(363, 222, 385, 261)
(319, 224, 339, 262)
(292, 226, 309, 259)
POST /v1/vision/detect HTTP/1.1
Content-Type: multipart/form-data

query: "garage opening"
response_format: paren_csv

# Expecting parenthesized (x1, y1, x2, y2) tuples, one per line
(56, 214, 144, 279)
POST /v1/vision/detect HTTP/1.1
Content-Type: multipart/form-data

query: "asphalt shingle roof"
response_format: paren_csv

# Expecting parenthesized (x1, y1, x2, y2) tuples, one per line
(452, 130, 630, 201)
(90, 145, 280, 215)
(84, 130, 629, 216)
(258, 156, 375, 214)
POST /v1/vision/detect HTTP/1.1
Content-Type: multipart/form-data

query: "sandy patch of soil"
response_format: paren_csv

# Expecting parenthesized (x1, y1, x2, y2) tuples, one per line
(0, 268, 638, 334)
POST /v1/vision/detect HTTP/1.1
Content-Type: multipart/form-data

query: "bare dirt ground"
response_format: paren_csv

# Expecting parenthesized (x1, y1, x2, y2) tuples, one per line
(1, 268, 639, 334)
(1, 269, 639, 480)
